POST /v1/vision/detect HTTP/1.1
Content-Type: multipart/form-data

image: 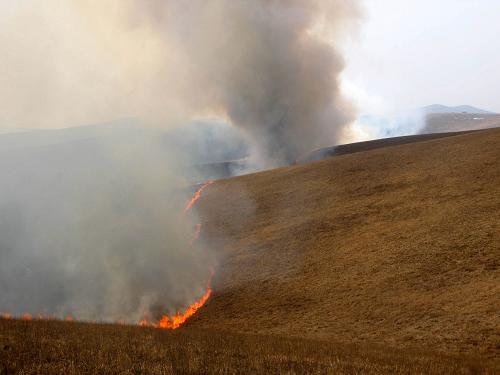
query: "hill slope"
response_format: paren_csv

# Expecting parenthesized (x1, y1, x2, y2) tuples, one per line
(422, 104, 495, 114)
(422, 113, 500, 134)
(190, 128, 500, 358)
(298, 130, 476, 163)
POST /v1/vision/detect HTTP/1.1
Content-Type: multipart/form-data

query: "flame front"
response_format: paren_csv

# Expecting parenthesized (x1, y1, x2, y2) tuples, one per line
(139, 180, 215, 329)
(184, 181, 214, 213)
(1, 181, 215, 329)
(0, 311, 74, 322)
(140, 270, 214, 329)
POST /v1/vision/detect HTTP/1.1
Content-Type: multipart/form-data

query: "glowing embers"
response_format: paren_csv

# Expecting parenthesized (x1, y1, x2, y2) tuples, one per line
(0, 312, 70, 322)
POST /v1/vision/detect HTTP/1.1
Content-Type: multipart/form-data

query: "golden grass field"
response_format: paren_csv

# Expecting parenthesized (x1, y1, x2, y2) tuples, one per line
(190, 129, 500, 358)
(1, 128, 499, 373)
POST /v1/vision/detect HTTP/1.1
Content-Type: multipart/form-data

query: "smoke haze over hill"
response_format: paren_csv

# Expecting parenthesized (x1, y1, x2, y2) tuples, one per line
(0, 0, 359, 165)
(0, 1, 360, 323)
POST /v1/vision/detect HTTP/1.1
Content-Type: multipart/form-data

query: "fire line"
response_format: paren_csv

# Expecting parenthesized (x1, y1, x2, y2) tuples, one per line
(139, 180, 215, 329)
(1, 181, 215, 328)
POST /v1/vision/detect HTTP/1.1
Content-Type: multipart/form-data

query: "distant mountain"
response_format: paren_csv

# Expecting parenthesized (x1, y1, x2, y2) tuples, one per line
(421, 104, 495, 115)
(0, 120, 249, 182)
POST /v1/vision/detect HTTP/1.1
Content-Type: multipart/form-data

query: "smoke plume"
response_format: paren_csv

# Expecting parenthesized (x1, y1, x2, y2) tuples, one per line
(1, 0, 359, 165)
(0, 1, 359, 322)
(162, 0, 359, 164)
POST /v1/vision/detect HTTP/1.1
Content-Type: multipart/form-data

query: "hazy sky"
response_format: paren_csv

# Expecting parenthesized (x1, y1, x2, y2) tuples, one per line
(1, 0, 499, 133)
(341, 0, 500, 114)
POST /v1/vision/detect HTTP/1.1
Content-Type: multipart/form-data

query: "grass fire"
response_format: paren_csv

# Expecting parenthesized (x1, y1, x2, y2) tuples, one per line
(2, 181, 215, 330)
(1, 0, 500, 374)
(138, 181, 215, 329)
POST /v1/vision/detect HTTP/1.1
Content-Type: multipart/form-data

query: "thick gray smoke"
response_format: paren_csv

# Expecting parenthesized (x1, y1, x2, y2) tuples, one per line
(1, 0, 359, 165)
(0, 1, 359, 322)
(0, 131, 214, 322)
(144, 0, 359, 165)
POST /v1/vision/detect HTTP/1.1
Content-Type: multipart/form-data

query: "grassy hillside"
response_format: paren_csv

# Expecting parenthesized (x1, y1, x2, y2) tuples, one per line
(297, 130, 477, 163)
(0, 319, 495, 374)
(1, 129, 498, 373)
(190, 128, 500, 359)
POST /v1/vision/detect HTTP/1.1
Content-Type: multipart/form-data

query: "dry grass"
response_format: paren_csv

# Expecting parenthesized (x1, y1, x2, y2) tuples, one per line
(298, 130, 478, 163)
(190, 129, 500, 360)
(0, 319, 496, 374)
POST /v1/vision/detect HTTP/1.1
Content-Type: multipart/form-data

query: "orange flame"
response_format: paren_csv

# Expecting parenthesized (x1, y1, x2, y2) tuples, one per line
(139, 268, 214, 329)
(1, 312, 70, 322)
(140, 181, 215, 330)
(22, 313, 32, 321)
(190, 223, 202, 246)
(185, 181, 214, 213)
(1, 312, 13, 320)
(159, 287, 212, 329)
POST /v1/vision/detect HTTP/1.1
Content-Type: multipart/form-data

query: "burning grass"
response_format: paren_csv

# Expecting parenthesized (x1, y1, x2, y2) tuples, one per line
(0, 318, 497, 374)
(2, 131, 499, 373)
(138, 276, 213, 330)
(0, 181, 215, 331)
(136, 181, 215, 330)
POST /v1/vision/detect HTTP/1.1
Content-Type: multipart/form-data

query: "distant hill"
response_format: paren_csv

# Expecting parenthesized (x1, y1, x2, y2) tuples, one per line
(422, 113, 500, 134)
(421, 104, 495, 114)
(0, 120, 248, 181)
(0, 119, 146, 152)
